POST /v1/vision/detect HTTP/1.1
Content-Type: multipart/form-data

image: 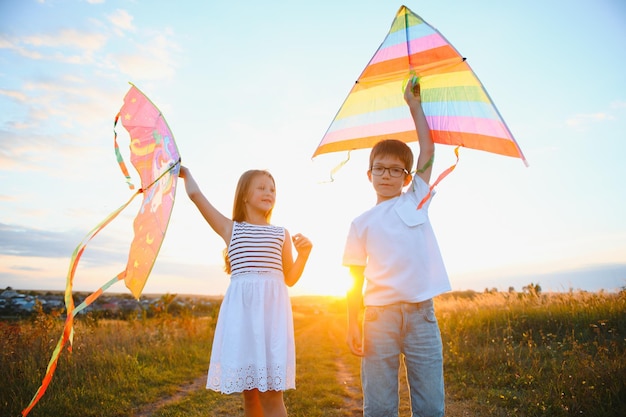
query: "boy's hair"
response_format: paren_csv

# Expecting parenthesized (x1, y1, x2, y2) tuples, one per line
(225, 169, 275, 274)
(369, 139, 414, 172)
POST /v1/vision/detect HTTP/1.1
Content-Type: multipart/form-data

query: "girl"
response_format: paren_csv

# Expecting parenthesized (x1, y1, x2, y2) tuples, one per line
(179, 166, 312, 417)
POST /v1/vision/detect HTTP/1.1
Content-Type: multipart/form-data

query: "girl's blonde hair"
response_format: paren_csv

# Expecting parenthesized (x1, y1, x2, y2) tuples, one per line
(223, 169, 276, 273)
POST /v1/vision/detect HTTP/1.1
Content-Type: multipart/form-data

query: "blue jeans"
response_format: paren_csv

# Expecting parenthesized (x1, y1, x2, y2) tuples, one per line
(362, 299, 444, 417)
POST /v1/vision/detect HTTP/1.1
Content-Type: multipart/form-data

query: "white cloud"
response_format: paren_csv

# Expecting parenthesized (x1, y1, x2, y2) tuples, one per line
(21, 29, 107, 51)
(0, 195, 17, 202)
(566, 112, 615, 129)
(1, 29, 107, 64)
(0, 37, 12, 48)
(107, 9, 135, 35)
(112, 32, 179, 80)
(610, 100, 626, 109)
(0, 89, 28, 102)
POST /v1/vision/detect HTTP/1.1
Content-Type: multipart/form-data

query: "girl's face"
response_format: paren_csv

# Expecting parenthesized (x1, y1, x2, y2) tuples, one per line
(368, 154, 411, 204)
(245, 174, 276, 216)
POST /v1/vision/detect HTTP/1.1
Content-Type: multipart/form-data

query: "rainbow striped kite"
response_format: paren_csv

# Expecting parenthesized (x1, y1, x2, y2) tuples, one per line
(312, 5, 527, 166)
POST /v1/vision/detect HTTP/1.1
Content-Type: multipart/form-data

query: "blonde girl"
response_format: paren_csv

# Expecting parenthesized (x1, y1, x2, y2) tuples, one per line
(179, 166, 312, 417)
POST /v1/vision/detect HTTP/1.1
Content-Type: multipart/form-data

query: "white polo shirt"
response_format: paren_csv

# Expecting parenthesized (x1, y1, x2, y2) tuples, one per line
(342, 177, 451, 306)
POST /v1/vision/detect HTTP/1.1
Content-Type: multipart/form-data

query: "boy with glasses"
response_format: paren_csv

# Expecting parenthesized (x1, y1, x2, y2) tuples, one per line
(343, 79, 451, 417)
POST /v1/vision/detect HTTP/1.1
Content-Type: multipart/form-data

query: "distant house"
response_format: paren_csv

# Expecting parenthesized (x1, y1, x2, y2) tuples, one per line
(1, 287, 217, 318)
(0, 287, 35, 312)
(0, 288, 24, 300)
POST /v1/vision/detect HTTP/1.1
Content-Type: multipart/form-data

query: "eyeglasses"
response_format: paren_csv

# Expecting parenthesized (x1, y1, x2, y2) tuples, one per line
(370, 165, 409, 178)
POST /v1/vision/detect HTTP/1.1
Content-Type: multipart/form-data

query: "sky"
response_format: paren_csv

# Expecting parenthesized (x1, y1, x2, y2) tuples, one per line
(1, 0, 625, 298)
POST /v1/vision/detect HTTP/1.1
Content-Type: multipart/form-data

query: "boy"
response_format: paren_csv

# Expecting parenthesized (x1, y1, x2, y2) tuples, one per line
(343, 79, 451, 417)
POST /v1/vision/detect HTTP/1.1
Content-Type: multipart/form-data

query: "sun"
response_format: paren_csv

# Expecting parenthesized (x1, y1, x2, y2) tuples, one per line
(298, 263, 352, 297)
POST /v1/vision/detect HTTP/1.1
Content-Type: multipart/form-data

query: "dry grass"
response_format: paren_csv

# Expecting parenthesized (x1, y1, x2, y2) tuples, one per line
(2, 290, 625, 416)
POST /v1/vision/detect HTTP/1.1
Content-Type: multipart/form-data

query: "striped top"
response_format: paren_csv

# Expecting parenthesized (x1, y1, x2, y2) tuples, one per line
(228, 222, 285, 276)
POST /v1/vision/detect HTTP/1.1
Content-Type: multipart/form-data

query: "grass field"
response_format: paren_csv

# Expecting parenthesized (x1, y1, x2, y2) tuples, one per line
(2, 290, 625, 416)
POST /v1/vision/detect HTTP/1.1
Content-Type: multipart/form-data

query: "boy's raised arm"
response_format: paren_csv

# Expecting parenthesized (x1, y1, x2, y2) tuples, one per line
(404, 79, 435, 185)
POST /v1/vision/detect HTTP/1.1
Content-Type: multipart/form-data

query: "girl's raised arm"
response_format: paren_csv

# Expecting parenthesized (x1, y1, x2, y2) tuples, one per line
(179, 166, 233, 245)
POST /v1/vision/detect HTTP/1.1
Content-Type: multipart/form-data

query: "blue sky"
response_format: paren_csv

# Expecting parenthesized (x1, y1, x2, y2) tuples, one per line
(1, 0, 625, 297)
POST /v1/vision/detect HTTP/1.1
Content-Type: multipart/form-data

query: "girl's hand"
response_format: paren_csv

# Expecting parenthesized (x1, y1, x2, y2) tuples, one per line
(292, 233, 312, 258)
(179, 165, 189, 179)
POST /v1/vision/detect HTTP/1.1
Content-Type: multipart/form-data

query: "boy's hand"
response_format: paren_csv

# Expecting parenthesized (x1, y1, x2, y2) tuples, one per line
(346, 323, 364, 356)
(404, 77, 422, 105)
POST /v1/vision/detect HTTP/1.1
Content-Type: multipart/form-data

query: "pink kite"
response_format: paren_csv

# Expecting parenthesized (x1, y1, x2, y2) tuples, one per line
(22, 83, 181, 416)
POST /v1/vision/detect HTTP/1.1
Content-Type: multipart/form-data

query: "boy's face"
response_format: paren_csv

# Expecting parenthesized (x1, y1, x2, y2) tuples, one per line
(368, 154, 412, 204)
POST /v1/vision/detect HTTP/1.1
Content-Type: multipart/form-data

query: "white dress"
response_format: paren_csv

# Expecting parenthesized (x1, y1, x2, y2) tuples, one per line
(206, 222, 296, 394)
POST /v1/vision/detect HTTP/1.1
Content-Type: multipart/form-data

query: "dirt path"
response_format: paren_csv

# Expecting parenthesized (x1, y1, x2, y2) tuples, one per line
(132, 363, 474, 417)
(335, 355, 363, 416)
(132, 375, 207, 417)
(334, 352, 475, 417)
(131, 316, 474, 417)
(327, 319, 475, 417)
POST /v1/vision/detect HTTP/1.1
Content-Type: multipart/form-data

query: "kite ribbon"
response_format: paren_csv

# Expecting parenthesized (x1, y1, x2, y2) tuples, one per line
(417, 145, 460, 210)
(319, 151, 351, 183)
(21, 190, 140, 416)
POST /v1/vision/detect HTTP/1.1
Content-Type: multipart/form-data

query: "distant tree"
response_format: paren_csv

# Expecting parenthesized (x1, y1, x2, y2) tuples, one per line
(522, 283, 542, 296)
(508, 286, 515, 293)
(151, 293, 178, 316)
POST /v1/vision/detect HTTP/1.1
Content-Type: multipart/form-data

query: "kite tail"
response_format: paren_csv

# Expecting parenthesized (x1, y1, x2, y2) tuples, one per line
(21, 190, 141, 416)
(319, 151, 351, 183)
(417, 146, 460, 209)
(21, 274, 125, 416)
